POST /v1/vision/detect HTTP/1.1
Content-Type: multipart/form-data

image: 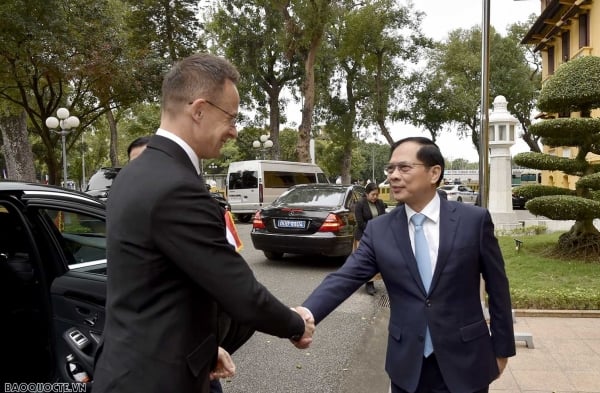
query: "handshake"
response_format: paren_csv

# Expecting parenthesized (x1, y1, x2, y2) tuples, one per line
(210, 305, 315, 381)
(290, 306, 316, 349)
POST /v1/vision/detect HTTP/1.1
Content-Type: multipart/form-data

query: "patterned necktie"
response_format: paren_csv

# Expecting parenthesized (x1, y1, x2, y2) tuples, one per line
(411, 213, 433, 357)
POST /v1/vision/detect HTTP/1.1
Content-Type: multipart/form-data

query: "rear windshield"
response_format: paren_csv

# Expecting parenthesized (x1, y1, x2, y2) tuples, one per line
(274, 187, 344, 207)
(228, 170, 322, 189)
(228, 170, 258, 189)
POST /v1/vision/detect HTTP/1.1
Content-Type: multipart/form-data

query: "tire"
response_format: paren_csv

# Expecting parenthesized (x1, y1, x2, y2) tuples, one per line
(457, 196, 463, 203)
(263, 251, 284, 260)
(236, 214, 252, 223)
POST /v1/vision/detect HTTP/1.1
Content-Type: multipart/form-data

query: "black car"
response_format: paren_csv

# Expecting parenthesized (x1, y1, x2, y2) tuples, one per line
(250, 184, 365, 260)
(1, 181, 106, 386)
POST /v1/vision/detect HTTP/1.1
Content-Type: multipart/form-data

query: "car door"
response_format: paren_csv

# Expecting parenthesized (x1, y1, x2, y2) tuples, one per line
(21, 192, 107, 386)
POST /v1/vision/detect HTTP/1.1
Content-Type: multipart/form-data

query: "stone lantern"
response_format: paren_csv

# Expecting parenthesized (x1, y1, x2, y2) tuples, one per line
(488, 96, 518, 214)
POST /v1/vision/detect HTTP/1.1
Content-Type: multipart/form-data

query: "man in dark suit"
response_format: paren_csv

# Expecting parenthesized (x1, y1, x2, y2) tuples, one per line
(93, 53, 314, 393)
(301, 137, 515, 393)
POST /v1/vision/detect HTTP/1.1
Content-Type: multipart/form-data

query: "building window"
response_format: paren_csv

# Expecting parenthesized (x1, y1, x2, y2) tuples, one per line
(579, 13, 589, 48)
(562, 148, 571, 158)
(562, 31, 570, 62)
(547, 46, 555, 74)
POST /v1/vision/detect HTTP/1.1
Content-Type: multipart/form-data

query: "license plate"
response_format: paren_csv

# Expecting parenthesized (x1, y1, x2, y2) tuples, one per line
(228, 196, 242, 203)
(277, 219, 306, 229)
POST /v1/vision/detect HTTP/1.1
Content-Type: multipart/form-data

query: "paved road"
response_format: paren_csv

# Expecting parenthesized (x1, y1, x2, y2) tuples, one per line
(221, 223, 389, 393)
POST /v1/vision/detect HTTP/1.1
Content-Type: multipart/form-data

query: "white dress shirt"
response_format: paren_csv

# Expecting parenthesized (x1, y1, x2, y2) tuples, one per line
(156, 128, 201, 175)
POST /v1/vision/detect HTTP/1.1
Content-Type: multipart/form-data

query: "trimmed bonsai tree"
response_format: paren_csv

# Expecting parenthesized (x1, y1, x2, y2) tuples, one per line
(513, 55, 600, 261)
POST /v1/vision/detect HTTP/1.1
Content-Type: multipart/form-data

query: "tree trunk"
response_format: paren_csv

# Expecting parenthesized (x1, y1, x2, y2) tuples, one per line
(297, 38, 321, 163)
(0, 109, 37, 182)
(340, 141, 353, 184)
(268, 87, 281, 160)
(106, 109, 119, 167)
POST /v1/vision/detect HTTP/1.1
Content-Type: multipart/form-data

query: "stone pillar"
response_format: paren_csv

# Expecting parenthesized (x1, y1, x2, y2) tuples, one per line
(488, 96, 517, 215)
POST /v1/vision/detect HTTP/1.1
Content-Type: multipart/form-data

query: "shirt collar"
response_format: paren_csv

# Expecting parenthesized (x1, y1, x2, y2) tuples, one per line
(405, 192, 441, 224)
(156, 128, 200, 175)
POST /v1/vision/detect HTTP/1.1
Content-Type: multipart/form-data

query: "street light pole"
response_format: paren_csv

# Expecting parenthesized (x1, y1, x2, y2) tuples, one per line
(253, 134, 273, 160)
(45, 107, 80, 188)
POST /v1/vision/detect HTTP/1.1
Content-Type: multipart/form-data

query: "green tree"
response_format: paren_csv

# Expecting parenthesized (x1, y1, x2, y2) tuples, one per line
(204, 1, 303, 160)
(513, 56, 600, 261)
(320, 0, 428, 183)
(411, 23, 540, 154)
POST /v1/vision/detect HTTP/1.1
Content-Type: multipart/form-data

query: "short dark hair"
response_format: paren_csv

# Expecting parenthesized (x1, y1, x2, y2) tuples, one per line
(161, 53, 240, 115)
(390, 136, 445, 186)
(127, 136, 151, 158)
(365, 182, 379, 194)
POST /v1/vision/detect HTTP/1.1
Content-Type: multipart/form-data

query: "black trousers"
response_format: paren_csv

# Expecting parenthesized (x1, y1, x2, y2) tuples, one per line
(391, 354, 489, 393)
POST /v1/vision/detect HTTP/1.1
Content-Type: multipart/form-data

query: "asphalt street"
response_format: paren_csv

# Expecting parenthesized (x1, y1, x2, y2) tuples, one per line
(220, 222, 390, 393)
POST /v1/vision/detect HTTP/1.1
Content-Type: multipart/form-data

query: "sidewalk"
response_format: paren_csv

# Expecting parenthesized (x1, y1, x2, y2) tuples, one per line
(347, 304, 600, 393)
(491, 315, 600, 393)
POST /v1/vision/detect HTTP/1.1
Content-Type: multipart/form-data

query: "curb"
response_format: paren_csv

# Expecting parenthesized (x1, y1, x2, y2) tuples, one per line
(514, 309, 600, 318)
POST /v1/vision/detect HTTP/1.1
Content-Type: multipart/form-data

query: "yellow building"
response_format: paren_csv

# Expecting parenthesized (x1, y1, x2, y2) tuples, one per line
(522, 0, 600, 188)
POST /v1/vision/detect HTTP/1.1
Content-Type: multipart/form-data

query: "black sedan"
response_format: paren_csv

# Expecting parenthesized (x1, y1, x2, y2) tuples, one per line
(250, 184, 365, 260)
(1, 181, 106, 387)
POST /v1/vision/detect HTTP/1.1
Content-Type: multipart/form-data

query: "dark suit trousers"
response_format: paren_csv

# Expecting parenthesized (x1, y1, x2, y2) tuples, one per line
(390, 354, 489, 393)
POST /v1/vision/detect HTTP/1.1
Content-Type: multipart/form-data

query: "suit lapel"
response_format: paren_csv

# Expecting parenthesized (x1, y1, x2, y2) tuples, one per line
(391, 207, 428, 295)
(430, 198, 459, 293)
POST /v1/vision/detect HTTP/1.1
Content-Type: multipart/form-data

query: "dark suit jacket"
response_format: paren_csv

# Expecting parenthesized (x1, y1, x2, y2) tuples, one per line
(353, 197, 387, 241)
(93, 135, 304, 393)
(303, 199, 515, 393)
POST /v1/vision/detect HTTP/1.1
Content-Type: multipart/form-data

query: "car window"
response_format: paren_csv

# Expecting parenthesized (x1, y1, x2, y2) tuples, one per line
(41, 209, 106, 271)
(228, 170, 258, 189)
(275, 187, 344, 207)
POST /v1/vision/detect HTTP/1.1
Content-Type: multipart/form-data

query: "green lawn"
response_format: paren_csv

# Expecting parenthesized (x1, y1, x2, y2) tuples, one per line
(498, 233, 600, 310)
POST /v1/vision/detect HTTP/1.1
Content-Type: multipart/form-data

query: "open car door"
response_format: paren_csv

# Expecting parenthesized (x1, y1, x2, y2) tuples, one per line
(16, 190, 107, 388)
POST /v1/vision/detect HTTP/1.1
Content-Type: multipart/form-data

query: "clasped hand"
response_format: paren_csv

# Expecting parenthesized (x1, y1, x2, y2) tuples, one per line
(290, 306, 315, 349)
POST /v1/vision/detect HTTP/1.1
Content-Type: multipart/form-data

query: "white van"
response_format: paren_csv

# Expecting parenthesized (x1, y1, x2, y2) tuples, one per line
(226, 160, 328, 222)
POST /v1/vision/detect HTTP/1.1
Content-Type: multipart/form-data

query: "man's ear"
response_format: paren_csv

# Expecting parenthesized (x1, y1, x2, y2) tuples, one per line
(431, 165, 442, 185)
(189, 99, 204, 121)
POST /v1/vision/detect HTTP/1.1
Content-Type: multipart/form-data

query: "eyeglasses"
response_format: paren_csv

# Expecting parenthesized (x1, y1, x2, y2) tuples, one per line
(385, 162, 427, 175)
(188, 99, 238, 126)
(205, 100, 238, 126)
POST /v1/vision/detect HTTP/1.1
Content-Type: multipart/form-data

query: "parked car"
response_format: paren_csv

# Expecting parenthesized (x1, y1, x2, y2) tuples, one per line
(437, 184, 479, 204)
(1, 181, 107, 385)
(85, 167, 230, 210)
(512, 185, 528, 209)
(250, 184, 365, 260)
(84, 166, 121, 201)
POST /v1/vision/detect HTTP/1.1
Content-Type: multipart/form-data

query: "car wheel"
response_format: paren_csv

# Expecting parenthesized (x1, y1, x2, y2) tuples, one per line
(236, 214, 252, 223)
(457, 196, 463, 202)
(263, 251, 284, 260)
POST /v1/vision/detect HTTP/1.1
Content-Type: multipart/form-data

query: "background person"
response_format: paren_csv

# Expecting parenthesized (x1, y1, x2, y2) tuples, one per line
(301, 136, 515, 393)
(93, 53, 314, 393)
(127, 135, 151, 161)
(354, 182, 387, 295)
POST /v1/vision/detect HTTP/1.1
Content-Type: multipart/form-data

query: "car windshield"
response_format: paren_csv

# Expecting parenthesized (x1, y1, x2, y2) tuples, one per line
(274, 187, 344, 207)
(439, 185, 456, 191)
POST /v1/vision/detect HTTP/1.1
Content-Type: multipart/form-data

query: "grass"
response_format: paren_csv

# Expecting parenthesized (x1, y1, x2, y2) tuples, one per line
(498, 232, 600, 310)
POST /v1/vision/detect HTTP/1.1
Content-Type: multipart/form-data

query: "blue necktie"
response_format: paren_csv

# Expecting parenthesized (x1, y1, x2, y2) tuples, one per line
(411, 213, 433, 357)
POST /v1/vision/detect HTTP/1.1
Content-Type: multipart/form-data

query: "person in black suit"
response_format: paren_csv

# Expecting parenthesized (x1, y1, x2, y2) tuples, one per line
(93, 53, 314, 393)
(353, 182, 387, 295)
(301, 137, 515, 393)
(124, 134, 251, 393)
